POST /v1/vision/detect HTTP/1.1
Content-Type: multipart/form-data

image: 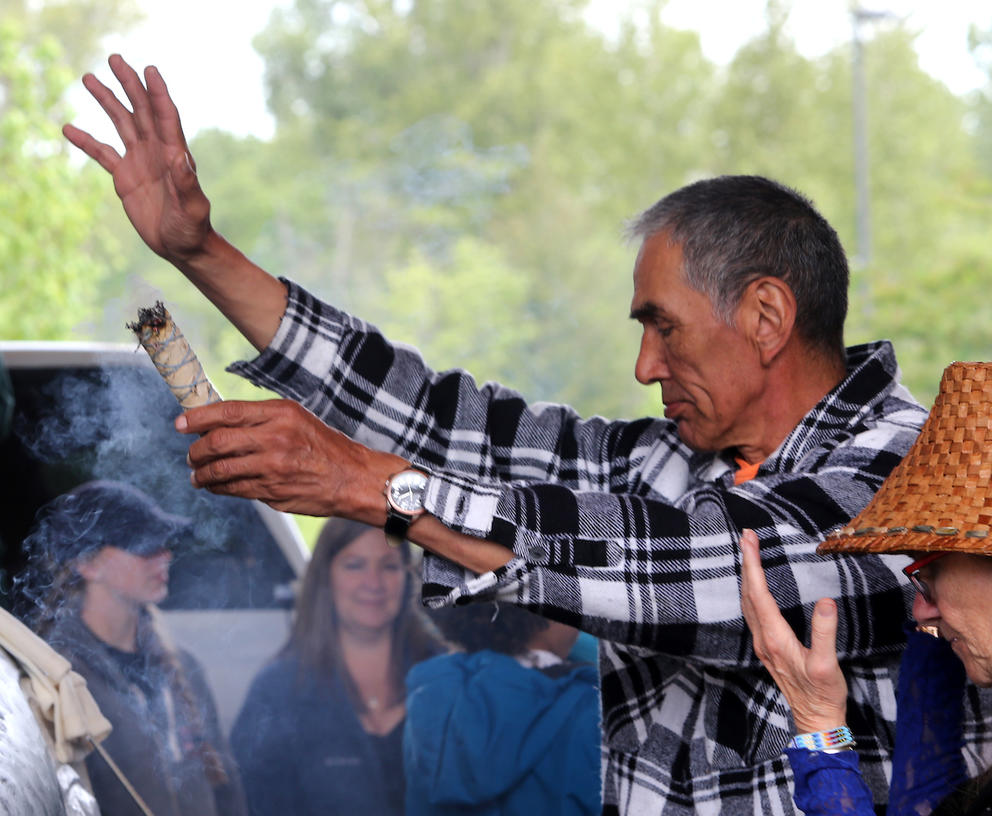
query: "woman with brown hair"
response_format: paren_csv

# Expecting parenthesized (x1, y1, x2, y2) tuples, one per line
(230, 517, 443, 816)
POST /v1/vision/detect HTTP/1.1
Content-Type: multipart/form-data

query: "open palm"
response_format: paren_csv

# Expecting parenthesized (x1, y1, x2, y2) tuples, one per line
(63, 54, 212, 264)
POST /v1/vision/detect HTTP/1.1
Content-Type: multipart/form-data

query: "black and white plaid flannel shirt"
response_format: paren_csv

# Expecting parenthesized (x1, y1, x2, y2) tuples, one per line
(232, 280, 992, 815)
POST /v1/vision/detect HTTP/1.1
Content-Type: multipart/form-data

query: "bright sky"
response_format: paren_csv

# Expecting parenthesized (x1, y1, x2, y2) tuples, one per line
(69, 0, 989, 145)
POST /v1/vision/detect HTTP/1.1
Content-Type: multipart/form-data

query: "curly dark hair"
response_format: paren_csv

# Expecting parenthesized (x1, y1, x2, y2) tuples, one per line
(432, 601, 550, 656)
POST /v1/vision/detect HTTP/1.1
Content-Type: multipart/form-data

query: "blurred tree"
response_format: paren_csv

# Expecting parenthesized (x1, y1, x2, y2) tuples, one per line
(968, 23, 992, 176)
(849, 26, 992, 402)
(245, 0, 714, 418)
(1, 0, 145, 341)
(12, 0, 992, 420)
(0, 0, 142, 73)
(0, 21, 125, 339)
(706, 4, 992, 402)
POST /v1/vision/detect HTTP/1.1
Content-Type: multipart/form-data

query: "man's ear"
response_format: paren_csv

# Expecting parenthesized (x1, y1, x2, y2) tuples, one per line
(739, 277, 796, 366)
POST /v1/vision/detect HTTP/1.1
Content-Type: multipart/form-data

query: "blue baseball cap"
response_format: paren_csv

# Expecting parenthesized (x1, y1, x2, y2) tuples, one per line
(33, 480, 192, 564)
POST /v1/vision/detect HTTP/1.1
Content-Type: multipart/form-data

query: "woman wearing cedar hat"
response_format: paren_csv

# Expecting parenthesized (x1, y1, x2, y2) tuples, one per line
(740, 362, 992, 816)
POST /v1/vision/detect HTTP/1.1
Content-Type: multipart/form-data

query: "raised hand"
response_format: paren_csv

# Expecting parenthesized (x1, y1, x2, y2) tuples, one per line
(63, 54, 212, 264)
(739, 528, 849, 734)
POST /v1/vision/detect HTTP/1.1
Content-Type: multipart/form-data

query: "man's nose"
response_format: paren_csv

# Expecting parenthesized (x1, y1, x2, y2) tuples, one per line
(635, 329, 671, 385)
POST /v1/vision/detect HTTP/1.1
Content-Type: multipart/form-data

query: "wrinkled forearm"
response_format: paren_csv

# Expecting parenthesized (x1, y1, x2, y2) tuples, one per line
(177, 230, 288, 352)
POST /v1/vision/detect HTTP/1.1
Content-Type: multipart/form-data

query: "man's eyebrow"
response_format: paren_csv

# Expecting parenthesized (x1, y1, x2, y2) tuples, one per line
(629, 302, 665, 322)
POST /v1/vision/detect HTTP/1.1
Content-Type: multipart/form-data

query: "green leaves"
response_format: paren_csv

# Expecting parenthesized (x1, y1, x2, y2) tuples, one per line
(0, 22, 117, 339)
(8, 0, 992, 420)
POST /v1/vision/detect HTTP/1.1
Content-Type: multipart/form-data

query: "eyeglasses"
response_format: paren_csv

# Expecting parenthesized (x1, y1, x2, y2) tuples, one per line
(902, 552, 948, 603)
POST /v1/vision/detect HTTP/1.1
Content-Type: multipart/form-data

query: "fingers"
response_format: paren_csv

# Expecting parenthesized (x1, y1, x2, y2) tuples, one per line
(144, 64, 190, 152)
(739, 529, 782, 628)
(71, 55, 188, 156)
(176, 399, 288, 435)
(80, 67, 140, 147)
(178, 400, 316, 486)
(190, 449, 264, 487)
(738, 529, 849, 731)
(108, 54, 155, 141)
(174, 398, 359, 518)
(740, 530, 811, 664)
(807, 598, 841, 674)
(739, 528, 766, 593)
(169, 150, 209, 218)
(62, 124, 121, 174)
(187, 461, 307, 513)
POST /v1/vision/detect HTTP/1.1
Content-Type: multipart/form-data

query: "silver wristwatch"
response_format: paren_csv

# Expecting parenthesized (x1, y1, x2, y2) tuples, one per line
(383, 466, 430, 547)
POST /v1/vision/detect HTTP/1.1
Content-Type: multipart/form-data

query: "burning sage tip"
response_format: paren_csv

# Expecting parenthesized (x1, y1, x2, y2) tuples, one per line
(129, 302, 221, 409)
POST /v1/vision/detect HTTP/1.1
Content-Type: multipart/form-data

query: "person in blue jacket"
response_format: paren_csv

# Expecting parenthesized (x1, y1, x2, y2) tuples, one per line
(230, 518, 443, 816)
(405, 600, 601, 815)
(739, 362, 992, 816)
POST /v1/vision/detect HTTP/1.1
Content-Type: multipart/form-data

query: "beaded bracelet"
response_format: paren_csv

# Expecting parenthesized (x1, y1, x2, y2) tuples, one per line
(789, 726, 856, 753)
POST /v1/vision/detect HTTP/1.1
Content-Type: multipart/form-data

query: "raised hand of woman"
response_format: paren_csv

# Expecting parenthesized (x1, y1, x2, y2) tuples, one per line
(739, 528, 849, 734)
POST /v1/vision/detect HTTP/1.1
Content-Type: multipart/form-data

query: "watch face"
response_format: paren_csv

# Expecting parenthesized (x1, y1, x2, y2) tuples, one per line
(388, 470, 428, 514)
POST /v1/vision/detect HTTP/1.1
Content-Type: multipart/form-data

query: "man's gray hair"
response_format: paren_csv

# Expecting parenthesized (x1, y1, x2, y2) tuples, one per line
(627, 175, 849, 358)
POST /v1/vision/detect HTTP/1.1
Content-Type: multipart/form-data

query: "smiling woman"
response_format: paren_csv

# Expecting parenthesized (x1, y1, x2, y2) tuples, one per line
(229, 518, 445, 816)
(908, 552, 992, 687)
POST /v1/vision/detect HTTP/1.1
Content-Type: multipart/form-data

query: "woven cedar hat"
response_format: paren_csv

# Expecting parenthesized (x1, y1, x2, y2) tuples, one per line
(819, 362, 992, 557)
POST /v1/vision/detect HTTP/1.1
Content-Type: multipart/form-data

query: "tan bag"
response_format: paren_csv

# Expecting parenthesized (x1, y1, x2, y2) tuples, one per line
(0, 607, 111, 764)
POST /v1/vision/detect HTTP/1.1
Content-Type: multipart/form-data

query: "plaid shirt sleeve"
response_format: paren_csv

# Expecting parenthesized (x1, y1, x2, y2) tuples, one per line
(231, 281, 925, 668)
(421, 409, 922, 669)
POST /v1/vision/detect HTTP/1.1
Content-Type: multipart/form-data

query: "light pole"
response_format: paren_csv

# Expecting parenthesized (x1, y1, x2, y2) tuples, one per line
(850, 6, 896, 269)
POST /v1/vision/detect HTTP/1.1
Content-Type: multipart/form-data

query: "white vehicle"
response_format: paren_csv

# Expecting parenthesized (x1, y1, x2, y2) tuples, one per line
(0, 341, 309, 736)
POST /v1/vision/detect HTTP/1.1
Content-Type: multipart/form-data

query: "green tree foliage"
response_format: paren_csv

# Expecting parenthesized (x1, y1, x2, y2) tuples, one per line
(0, 21, 122, 339)
(0, 0, 143, 73)
(968, 23, 992, 176)
(8, 0, 992, 418)
(241, 0, 717, 417)
(704, 10, 992, 401)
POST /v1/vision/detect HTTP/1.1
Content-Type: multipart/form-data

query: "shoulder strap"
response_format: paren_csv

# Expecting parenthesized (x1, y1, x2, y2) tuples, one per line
(89, 738, 157, 816)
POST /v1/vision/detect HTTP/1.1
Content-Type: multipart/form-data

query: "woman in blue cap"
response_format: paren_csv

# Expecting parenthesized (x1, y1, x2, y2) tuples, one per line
(23, 480, 247, 816)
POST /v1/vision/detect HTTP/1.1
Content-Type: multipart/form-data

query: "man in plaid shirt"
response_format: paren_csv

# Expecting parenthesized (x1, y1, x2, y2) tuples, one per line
(67, 57, 991, 814)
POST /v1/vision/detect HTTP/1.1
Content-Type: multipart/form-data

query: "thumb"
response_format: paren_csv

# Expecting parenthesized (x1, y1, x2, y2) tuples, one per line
(172, 150, 200, 194)
(808, 598, 839, 663)
(170, 150, 211, 223)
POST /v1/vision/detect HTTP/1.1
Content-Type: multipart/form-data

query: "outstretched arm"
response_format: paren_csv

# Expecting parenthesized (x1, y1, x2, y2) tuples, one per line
(63, 54, 286, 350)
